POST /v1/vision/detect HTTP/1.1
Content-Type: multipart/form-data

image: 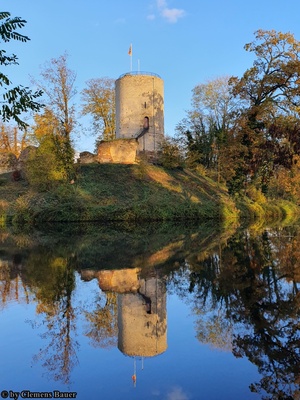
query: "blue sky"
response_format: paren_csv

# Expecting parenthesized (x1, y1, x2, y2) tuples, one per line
(2, 0, 300, 152)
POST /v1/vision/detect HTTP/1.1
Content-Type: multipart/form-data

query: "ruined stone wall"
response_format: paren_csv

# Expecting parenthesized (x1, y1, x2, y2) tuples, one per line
(96, 268, 141, 293)
(96, 138, 138, 164)
(115, 73, 164, 153)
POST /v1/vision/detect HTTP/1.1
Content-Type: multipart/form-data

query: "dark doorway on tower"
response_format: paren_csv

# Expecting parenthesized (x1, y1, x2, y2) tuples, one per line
(143, 116, 149, 129)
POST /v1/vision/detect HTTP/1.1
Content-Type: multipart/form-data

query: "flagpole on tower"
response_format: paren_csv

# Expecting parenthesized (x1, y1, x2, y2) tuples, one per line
(128, 43, 132, 72)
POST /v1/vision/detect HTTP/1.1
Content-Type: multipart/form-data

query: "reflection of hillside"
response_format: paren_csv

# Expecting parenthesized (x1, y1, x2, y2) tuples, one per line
(0, 222, 236, 313)
(75, 222, 237, 272)
(0, 221, 236, 273)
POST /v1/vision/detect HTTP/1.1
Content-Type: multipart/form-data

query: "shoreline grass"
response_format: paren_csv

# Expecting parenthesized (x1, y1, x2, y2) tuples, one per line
(0, 163, 299, 226)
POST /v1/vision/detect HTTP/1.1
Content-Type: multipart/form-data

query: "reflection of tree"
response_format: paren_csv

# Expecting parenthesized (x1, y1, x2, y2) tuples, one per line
(195, 310, 232, 352)
(84, 291, 118, 348)
(171, 227, 300, 400)
(229, 239, 300, 399)
(0, 254, 30, 308)
(24, 251, 78, 384)
(33, 263, 78, 384)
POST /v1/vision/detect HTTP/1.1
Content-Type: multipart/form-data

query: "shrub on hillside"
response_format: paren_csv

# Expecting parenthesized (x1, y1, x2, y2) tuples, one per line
(24, 137, 67, 191)
(157, 137, 184, 169)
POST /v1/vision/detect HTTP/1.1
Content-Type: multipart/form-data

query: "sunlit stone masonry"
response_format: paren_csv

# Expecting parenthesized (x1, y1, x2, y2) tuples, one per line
(80, 268, 167, 358)
(115, 71, 165, 155)
(117, 275, 167, 358)
(84, 71, 165, 164)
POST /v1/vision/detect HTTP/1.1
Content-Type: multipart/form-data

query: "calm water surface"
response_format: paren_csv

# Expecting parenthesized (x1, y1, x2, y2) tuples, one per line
(0, 222, 299, 400)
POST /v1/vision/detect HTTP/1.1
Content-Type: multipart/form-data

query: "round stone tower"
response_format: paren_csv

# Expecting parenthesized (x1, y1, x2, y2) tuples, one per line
(117, 276, 167, 358)
(115, 72, 164, 154)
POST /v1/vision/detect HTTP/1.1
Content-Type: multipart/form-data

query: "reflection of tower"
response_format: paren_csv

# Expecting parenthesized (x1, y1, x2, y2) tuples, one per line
(81, 268, 167, 385)
(115, 72, 164, 153)
(117, 276, 167, 357)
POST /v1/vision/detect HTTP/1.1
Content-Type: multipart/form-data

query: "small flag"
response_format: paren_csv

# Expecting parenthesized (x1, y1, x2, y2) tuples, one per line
(128, 44, 132, 56)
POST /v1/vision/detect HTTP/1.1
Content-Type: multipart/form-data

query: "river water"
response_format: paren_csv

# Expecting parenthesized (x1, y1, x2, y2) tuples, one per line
(0, 221, 299, 400)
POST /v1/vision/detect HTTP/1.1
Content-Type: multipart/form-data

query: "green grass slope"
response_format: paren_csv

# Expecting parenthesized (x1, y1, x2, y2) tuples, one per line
(1, 163, 238, 224)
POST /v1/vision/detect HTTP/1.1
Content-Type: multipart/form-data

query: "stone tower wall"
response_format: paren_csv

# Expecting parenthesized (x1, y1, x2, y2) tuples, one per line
(115, 73, 164, 153)
(117, 277, 167, 357)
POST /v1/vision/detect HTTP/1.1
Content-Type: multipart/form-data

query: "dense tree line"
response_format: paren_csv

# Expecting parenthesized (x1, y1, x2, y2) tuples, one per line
(173, 30, 300, 201)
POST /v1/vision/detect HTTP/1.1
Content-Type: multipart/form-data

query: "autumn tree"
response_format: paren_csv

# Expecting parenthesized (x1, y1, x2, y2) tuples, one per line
(178, 31, 300, 197)
(81, 77, 115, 147)
(0, 11, 43, 128)
(191, 76, 238, 132)
(0, 123, 29, 156)
(24, 110, 69, 190)
(33, 53, 76, 179)
(229, 30, 300, 193)
(176, 76, 239, 179)
(230, 30, 300, 120)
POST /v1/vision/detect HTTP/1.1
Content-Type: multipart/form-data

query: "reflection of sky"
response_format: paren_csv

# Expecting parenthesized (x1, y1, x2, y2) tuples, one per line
(164, 295, 260, 400)
(0, 273, 261, 399)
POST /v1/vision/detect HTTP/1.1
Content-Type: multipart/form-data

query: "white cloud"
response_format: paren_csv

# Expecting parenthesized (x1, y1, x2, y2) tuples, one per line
(148, 0, 186, 23)
(147, 13, 156, 20)
(160, 7, 185, 23)
(157, 0, 167, 8)
(166, 386, 189, 400)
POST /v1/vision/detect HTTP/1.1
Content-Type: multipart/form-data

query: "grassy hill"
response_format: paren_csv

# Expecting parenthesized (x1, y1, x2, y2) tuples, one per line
(0, 163, 239, 225)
